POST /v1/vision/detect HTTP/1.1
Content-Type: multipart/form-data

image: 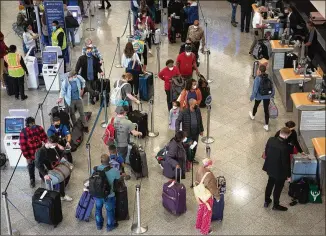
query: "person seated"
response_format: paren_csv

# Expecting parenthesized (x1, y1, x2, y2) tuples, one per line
(108, 144, 131, 180)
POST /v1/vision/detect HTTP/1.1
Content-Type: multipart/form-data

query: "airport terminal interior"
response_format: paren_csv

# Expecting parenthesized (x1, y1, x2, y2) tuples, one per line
(0, 0, 325, 235)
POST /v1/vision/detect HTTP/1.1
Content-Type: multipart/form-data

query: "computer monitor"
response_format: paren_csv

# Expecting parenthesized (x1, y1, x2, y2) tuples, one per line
(42, 51, 58, 65)
(4, 117, 25, 134)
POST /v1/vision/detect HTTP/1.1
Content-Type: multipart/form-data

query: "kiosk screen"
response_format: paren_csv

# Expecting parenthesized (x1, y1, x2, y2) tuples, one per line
(42, 51, 58, 64)
(5, 117, 25, 134)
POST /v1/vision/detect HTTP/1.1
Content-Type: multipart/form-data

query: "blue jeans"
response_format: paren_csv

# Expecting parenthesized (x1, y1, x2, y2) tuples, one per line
(95, 196, 116, 231)
(66, 28, 76, 46)
(132, 9, 138, 26)
(231, 3, 237, 22)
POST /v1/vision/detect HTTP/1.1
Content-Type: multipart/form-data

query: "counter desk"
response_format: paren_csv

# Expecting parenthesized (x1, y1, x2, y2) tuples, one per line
(274, 68, 322, 112)
(291, 93, 325, 152)
(312, 137, 326, 193)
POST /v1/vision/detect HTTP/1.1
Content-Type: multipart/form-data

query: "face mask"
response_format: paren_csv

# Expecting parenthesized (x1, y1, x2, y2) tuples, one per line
(168, 67, 174, 71)
(87, 52, 92, 57)
(173, 106, 178, 109)
(182, 137, 187, 143)
(110, 154, 116, 159)
(46, 143, 56, 149)
(186, 52, 191, 56)
(52, 26, 57, 31)
(193, 25, 199, 29)
(284, 10, 289, 14)
(138, 25, 143, 29)
(54, 124, 60, 128)
(193, 104, 198, 109)
(192, 85, 197, 90)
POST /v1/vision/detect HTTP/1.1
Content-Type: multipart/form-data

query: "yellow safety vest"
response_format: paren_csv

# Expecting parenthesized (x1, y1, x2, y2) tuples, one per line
(4, 53, 25, 78)
(51, 27, 67, 50)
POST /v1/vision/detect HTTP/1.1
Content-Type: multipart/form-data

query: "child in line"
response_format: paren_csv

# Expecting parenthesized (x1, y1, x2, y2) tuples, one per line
(108, 144, 131, 180)
(169, 101, 181, 131)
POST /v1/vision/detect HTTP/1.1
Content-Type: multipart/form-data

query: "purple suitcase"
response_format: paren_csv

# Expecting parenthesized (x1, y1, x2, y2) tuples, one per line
(162, 168, 186, 215)
(75, 191, 95, 222)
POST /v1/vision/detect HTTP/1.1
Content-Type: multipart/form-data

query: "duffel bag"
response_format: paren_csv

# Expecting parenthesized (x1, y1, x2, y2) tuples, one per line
(48, 159, 74, 185)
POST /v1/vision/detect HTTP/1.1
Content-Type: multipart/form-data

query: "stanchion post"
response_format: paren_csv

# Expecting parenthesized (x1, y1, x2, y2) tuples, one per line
(2, 192, 13, 235)
(155, 45, 160, 78)
(206, 49, 212, 83)
(148, 98, 159, 137)
(86, 143, 91, 176)
(131, 185, 148, 234)
(160, 0, 167, 36)
(127, 10, 133, 38)
(115, 37, 123, 68)
(205, 21, 208, 48)
(38, 103, 45, 128)
(201, 104, 214, 144)
(101, 91, 108, 128)
(86, 6, 95, 31)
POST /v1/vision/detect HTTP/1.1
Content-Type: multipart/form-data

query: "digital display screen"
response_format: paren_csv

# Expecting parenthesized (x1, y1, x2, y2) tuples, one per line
(71, 11, 78, 18)
(42, 51, 58, 64)
(5, 117, 25, 134)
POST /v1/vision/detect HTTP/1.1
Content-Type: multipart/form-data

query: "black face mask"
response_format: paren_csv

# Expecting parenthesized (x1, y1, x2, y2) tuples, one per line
(54, 124, 60, 128)
(193, 105, 198, 110)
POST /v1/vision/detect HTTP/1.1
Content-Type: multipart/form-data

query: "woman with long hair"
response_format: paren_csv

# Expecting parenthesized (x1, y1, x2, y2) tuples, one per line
(179, 78, 202, 110)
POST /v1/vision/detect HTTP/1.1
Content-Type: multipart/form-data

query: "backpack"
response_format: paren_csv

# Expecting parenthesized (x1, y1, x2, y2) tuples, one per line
(258, 74, 273, 96)
(89, 166, 111, 198)
(102, 118, 115, 146)
(170, 76, 186, 101)
(288, 178, 310, 204)
(110, 80, 128, 106)
(252, 40, 271, 60)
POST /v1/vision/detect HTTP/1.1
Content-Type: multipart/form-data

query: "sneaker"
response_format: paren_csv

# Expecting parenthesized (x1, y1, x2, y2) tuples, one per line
(83, 127, 89, 133)
(264, 199, 272, 208)
(107, 222, 118, 232)
(197, 57, 200, 63)
(30, 179, 35, 188)
(249, 111, 255, 120)
(61, 195, 73, 202)
(99, 6, 105, 9)
(272, 205, 288, 211)
(83, 15, 89, 18)
(159, 163, 164, 169)
(96, 226, 103, 230)
(231, 22, 237, 27)
(148, 49, 153, 55)
(106, 3, 111, 9)
(193, 159, 199, 164)
(15, 97, 19, 100)
(263, 125, 269, 131)
(21, 95, 28, 101)
(208, 229, 213, 234)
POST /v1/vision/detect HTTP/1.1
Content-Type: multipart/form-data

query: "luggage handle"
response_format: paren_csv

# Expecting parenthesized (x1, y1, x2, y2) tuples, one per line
(132, 123, 146, 149)
(175, 167, 181, 183)
(45, 178, 54, 191)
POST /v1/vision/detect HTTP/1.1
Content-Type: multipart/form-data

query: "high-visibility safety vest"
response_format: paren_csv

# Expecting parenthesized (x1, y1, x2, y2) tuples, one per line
(51, 27, 67, 50)
(4, 53, 25, 78)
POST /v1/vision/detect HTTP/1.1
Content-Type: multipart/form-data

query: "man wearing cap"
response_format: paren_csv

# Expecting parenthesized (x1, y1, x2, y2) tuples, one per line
(76, 45, 104, 105)
(19, 117, 48, 188)
(176, 44, 199, 80)
(47, 117, 72, 150)
(58, 70, 89, 133)
(82, 38, 103, 63)
(114, 105, 142, 162)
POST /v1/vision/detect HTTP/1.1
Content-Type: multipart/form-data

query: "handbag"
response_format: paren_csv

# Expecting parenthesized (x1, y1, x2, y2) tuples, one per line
(132, 40, 145, 54)
(193, 172, 212, 210)
(269, 99, 278, 119)
(48, 158, 74, 185)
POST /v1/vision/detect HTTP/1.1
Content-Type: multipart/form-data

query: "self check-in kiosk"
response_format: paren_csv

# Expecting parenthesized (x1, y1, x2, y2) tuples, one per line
(67, 6, 83, 44)
(42, 46, 64, 92)
(3, 109, 29, 167)
(24, 46, 39, 89)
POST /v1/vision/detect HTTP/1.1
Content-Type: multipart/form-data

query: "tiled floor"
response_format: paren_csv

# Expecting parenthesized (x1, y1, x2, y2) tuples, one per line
(1, 1, 325, 235)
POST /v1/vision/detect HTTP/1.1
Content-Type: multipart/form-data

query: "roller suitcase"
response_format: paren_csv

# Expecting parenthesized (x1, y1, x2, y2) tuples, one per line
(75, 191, 95, 221)
(127, 108, 148, 138)
(114, 178, 129, 221)
(129, 142, 149, 179)
(70, 111, 92, 152)
(32, 187, 63, 227)
(211, 194, 225, 221)
(291, 154, 318, 183)
(139, 72, 154, 101)
(252, 61, 259, 78)
(162, 168, 186, 215)
(4, 73, 15, 96)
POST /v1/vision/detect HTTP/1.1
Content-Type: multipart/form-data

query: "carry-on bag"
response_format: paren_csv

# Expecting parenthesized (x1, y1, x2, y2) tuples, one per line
(211, 194, 225, 221)
(129, 129, 148, 179)
(162, 167, 187, 215)
(170, 76, 186, 101)
(269, 99, 278, 119)
(70, 112, 92, 152)
(155, 146, 168, 164)
(127, 104, 148, 138)
(139, 72, 154, 101)
(32, 180, 63, 227)
(288, 178, 310, 204)
(114, 178, 130, 221)
(291, 154, 318, 182)
(75, 190, 95, 222)
(47, 158, 74, 185)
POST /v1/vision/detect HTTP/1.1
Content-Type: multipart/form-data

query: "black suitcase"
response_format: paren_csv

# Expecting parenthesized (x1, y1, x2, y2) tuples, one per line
(127, 110, 148, 138)
(129, 143, 149, 179)
(114, 178, 129, 221)
(4, 73, 15, 96)
(284, 53, 298, 68)
(70, 112, 92, 152)
(32, 187, 63, 227)
(155, 8, 161, 24)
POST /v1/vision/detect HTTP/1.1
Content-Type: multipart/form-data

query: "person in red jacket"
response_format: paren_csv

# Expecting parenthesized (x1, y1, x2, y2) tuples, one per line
(135, 9, 155, 55)
(0, 31, 9, 87)
(158, 59, 180, 111)
(176, 45, 199, 80)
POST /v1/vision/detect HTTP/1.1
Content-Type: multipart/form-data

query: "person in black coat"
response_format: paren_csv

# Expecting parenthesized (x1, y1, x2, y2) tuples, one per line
(175, 98, 204, 159)
(275, 121, 303, 155)
(75, 46, 103, 104)
(263, 127, 292, 211)
(65, 11, 79, 47)
(239, 0, 255, 33)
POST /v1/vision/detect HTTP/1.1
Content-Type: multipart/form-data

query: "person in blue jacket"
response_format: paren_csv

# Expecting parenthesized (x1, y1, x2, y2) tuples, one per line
(183, 0, 199, 33)
(249, 64, 275, 132)
(47, 117, 71, 148)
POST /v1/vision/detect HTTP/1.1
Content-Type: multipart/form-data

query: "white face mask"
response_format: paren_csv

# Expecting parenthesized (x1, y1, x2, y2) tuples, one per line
(173, 106, 178, 109)
(284, 10, 289, 14)
(138, 25, 143, 30)
(192, 85, 197, 90)
(182, 137, 187, 143)
(168, 67, 174, 71)
(185, 52, 191, 56)
(193, 25, 198, 29)
(46, 143, 56, 149)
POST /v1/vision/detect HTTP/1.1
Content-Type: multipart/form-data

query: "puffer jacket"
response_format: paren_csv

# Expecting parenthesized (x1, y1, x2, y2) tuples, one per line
(196, 166, 220, 199)
(163, 138, 186, 179)
(175, 107, 204, 137)
(179, 88, 202, 110)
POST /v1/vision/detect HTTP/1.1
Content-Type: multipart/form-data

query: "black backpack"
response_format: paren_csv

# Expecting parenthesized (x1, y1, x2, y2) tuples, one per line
(288, 178, 310, 204)
(89, 166, 111, 198)
(258, 74, 273, 96)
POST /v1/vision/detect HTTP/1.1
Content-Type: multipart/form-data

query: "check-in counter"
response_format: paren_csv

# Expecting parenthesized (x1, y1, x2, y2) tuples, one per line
(275, 69, 322, 112)
(312, 137, 326, 193)
(291, 93, 326, 152)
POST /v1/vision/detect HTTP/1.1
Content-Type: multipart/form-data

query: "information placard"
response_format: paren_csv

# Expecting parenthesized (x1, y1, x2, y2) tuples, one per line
(300, 111, 326, 131)
(44, 0, 66, 44)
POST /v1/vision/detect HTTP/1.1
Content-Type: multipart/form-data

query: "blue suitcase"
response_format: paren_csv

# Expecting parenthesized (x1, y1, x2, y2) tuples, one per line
(211, 194, 225, 221)
(75, 191, 95, 222)
(139, 72, 154, 101)
(291, 154, 318, 183)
